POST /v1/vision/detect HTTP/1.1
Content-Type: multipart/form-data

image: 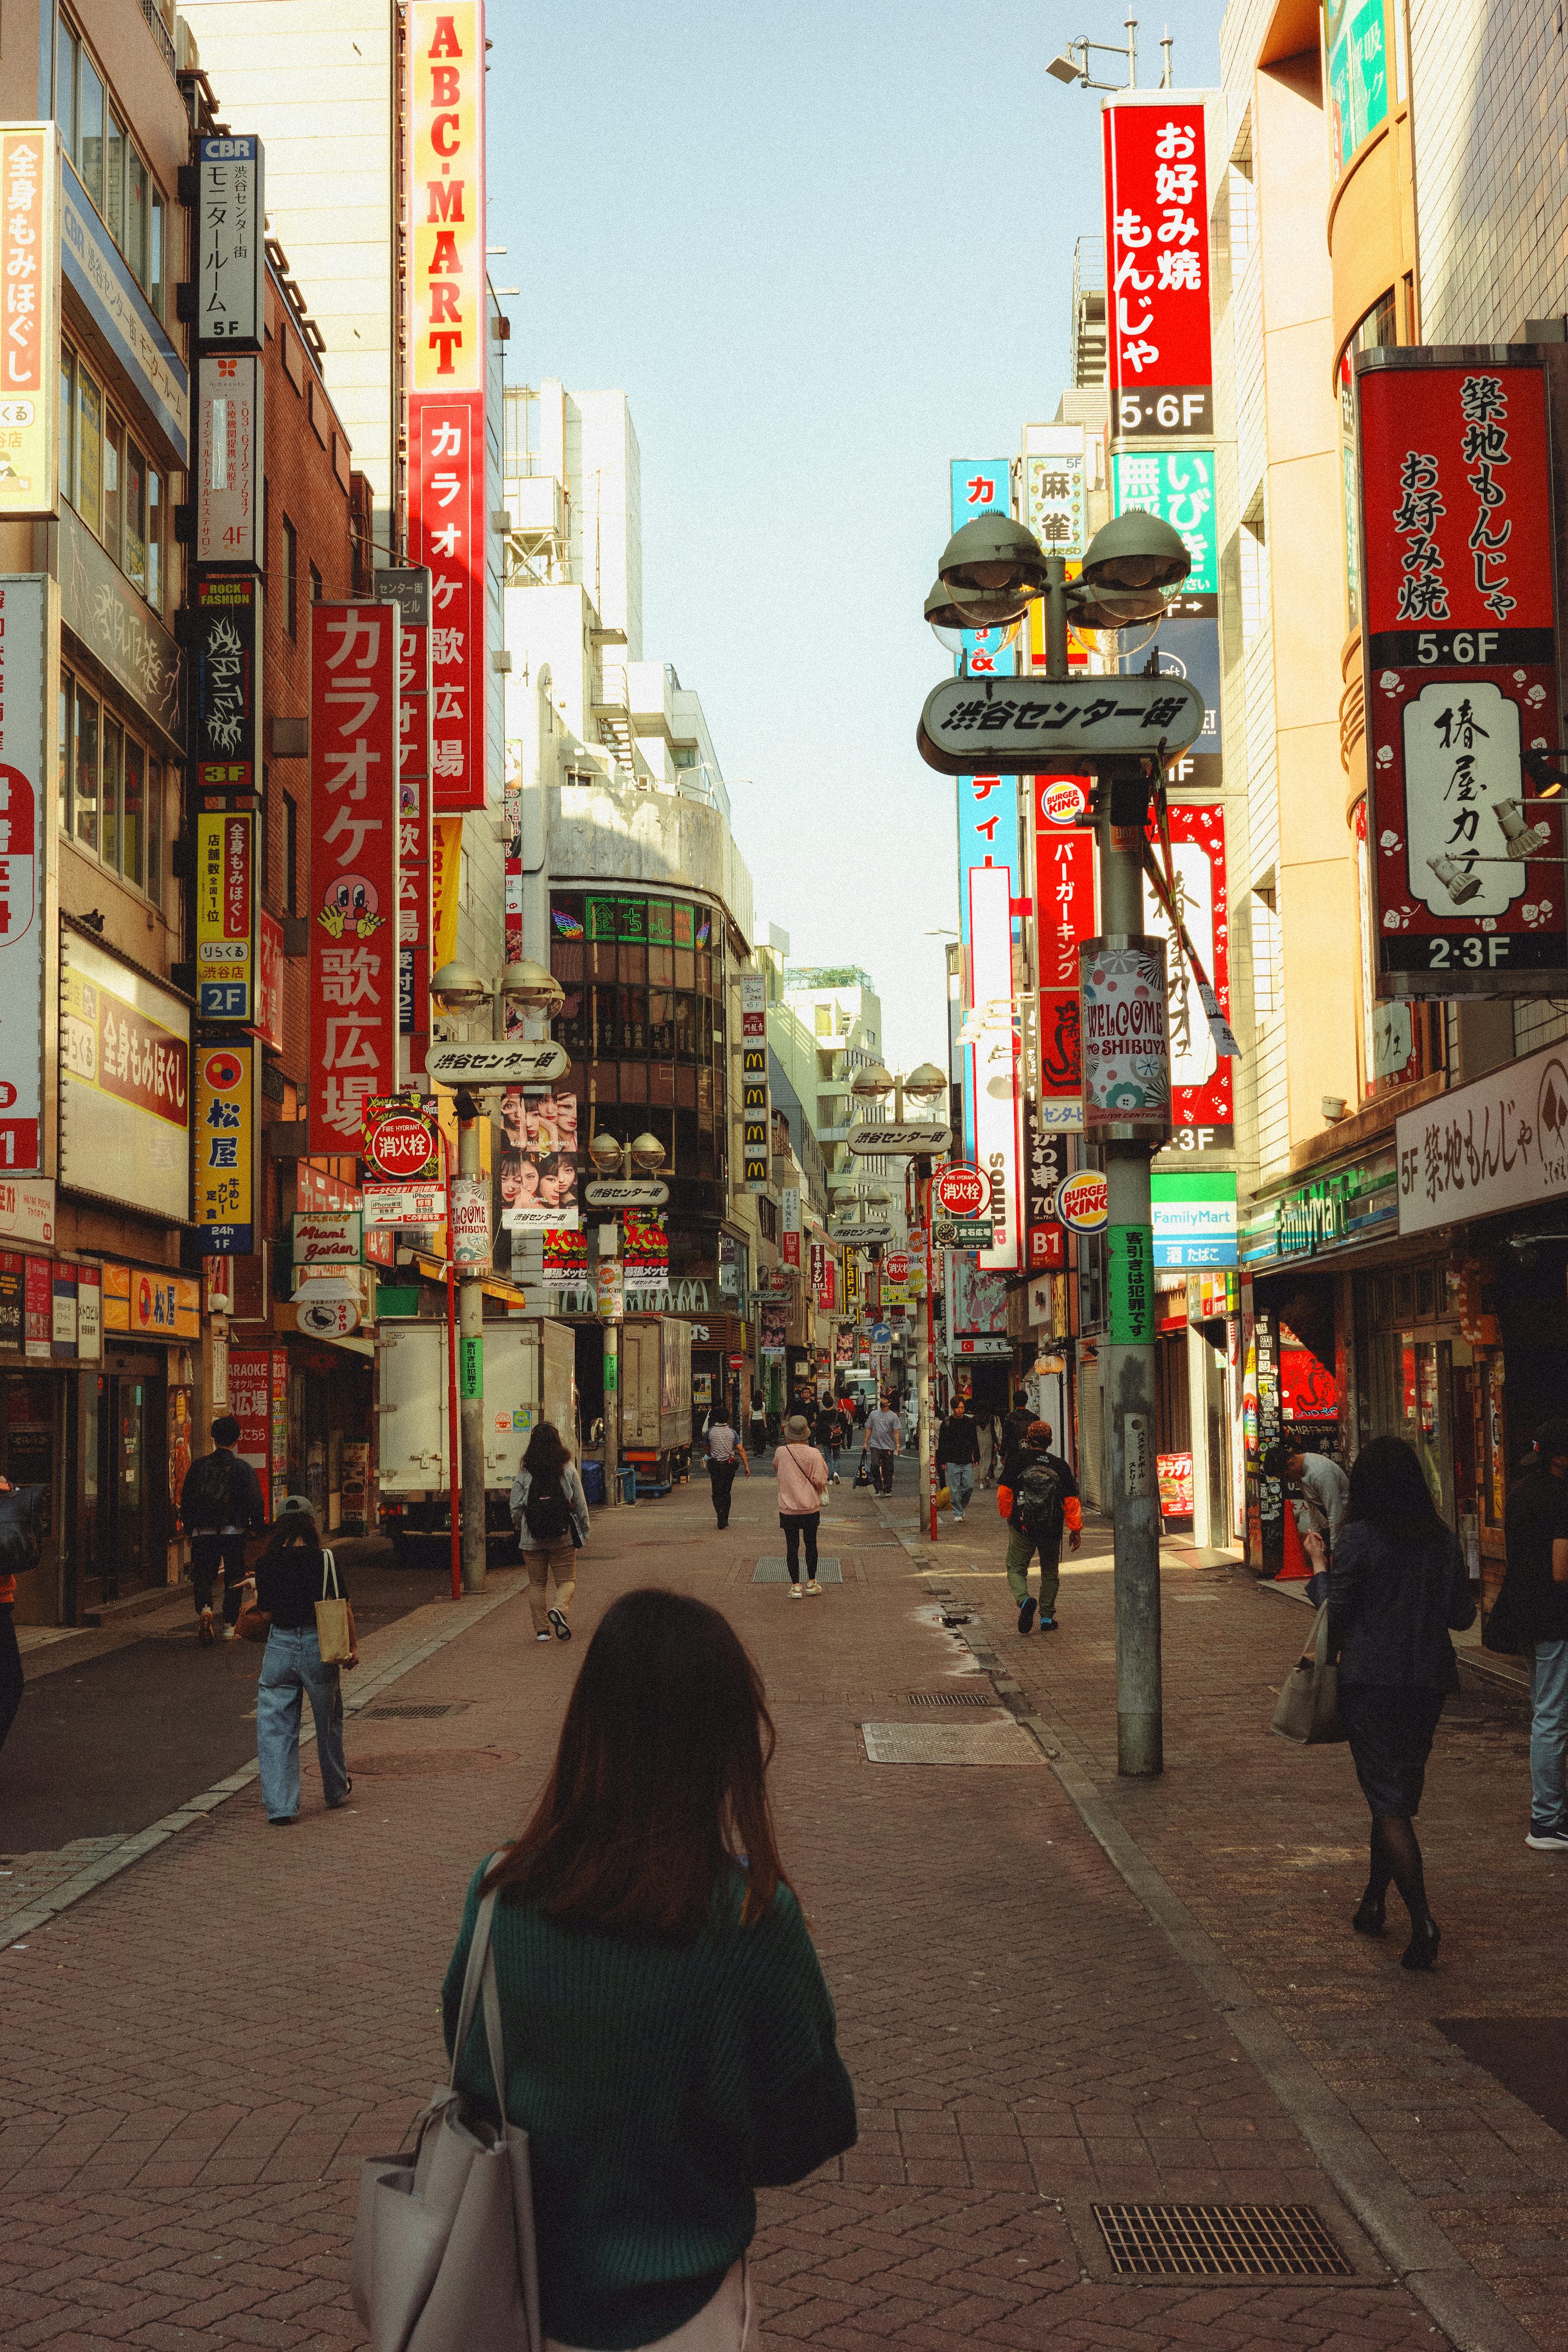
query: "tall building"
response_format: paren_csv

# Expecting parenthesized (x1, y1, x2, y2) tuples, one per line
(777, 967, 887, 1198)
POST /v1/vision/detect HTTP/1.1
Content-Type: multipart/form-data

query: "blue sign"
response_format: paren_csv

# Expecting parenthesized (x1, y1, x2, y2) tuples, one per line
(60, 158, 189, 463)
(1151, 1174, 1238, 1270)
(870, 1322, 893, 1344)
(1121, 617, 1220, 767)
(950, 458, 1010, 534)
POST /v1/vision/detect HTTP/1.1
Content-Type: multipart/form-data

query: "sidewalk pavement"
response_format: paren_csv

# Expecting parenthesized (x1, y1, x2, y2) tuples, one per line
(0, 1459, 1552, 2348)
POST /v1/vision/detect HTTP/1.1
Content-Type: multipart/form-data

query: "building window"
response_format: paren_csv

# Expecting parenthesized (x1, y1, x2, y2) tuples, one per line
(55, 14, 166, 308)
(284, 793, 299, 913)
(282, 515, 298, 638)
(101, 413, 121, 565)
(309, 561, 323, 607)
(60, 668, 162, 902)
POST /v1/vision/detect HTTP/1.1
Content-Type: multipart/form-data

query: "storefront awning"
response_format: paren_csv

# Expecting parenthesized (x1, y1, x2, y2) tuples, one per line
(400, 1251, 528, 1310)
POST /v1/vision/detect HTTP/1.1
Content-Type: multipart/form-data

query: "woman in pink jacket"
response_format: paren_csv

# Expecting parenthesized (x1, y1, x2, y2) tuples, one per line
(774, 1414, 829, 1597)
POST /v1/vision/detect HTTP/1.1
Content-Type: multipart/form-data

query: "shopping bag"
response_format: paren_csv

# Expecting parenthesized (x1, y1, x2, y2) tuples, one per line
(315, 1550, 354, 1666)
(1270, 1601, 1345, 1745)
(352, 1860, 541, 2351)
(853, 1451, 871, 1489)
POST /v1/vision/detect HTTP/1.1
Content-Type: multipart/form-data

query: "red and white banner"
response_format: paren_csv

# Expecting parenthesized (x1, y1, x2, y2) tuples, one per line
(406, 0, 487, 813)
(1102, 98, 1212, 440)
(0, 577, 46, 1172)
(1143, 802, 1232, 1143)
(307, 603, 401, 1151)
(1357, 355, 1564, 993)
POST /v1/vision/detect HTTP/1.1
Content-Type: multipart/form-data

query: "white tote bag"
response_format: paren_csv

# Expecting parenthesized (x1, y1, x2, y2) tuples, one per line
(352, 1861, 541, 2351)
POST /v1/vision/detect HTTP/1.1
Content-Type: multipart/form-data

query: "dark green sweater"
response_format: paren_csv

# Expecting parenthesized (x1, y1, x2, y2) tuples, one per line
(441, 1861, 857, 2351)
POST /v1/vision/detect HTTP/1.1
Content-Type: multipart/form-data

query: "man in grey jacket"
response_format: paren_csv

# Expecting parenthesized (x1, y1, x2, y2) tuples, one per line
(510, 1424, 591, 1643)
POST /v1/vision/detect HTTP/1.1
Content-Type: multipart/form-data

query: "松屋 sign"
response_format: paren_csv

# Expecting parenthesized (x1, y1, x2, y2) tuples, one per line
(194, 1041, 255, 1254)
(405, 1, 487, 813)
(307, 603, 401, 1150)
(1102, 98, 1212, 442)
(1357, 349, 1565, 996)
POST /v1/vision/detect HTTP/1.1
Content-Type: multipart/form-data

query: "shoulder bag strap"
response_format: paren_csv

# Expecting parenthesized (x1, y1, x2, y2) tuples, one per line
(449, 1853, 505, 2102)
(320, 1550, 341, 1601)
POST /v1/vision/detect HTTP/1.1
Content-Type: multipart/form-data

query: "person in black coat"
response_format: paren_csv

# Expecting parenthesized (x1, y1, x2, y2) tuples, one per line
(1326, 1436, 1476, 1970)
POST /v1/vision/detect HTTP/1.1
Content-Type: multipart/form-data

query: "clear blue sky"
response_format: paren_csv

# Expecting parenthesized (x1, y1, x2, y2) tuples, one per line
(490, 0, 1227, 1075)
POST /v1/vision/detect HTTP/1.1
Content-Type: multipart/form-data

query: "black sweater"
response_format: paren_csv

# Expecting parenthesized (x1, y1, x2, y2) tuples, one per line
(1327, 1520, 1474, 1688)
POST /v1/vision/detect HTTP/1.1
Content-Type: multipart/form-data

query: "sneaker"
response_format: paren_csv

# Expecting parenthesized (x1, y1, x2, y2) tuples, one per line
(1039, 1616, 1058, 1633)
(1526, 1827, 1568, 1851)
(789, 1583, 803, 1599)
(536, 1629, 552, 1642)
(952, 1512, 964, 1523)
(806, 1579, 821, 1595)
(547, 1607, 572, 1642)
(221, 1623, 237, 1642)
(1017, 1597, 1037, 1634)
(199, 1609, 216, 1646)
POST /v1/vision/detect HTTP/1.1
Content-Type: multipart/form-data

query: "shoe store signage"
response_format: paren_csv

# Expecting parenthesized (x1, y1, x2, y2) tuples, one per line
(1355, 347, 1566, 997)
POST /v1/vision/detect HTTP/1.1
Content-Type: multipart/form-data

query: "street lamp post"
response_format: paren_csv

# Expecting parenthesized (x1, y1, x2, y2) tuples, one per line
(431, 954, 563, 1594)
(926, 502, 1193, 1773)
(849, 1060, 948, 1538)
(586, 1127, 668, 1507)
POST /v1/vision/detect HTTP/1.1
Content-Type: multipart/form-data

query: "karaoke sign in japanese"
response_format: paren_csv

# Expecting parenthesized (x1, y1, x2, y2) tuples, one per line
(1356, 350, 1566, 995)
(307, 602, 401, 1150)
(405, 0, 487, 813)
(1102, 98, 1213, 443)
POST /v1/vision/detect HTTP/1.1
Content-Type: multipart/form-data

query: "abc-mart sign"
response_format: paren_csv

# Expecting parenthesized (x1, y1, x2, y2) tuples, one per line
(1397, 1033, 1568, 1234)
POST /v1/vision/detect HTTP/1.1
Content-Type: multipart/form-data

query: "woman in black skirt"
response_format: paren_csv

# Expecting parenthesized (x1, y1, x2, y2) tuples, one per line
(1327, 1436, 1476, 1970)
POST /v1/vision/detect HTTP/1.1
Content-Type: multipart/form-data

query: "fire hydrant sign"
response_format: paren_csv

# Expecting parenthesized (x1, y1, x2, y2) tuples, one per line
(1356, 350, 1565, 995)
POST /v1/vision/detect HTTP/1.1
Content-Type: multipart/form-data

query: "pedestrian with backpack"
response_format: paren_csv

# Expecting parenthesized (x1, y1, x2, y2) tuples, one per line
(179, 1414, 267, 1644)
(511, 1423, 591, 1643)
(997, 1420, 1082, 1634)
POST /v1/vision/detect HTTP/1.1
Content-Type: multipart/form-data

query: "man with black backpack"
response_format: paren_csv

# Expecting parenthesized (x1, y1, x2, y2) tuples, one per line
(179, 1414, 267, 1645)
(996, 1419, 1082, 1634)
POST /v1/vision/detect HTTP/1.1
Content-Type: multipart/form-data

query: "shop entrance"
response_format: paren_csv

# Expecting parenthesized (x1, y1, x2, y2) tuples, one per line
(1, 1371, 61, 1623)
(89, 1361, 166, 1604)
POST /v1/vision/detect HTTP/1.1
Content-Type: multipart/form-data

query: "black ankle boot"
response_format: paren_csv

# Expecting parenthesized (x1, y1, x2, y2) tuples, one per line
(1400, 1915, 1440, 1971)
(1352, 1892, 1386, 1936)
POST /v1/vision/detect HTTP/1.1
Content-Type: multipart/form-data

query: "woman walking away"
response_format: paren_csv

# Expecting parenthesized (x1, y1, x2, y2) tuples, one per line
(253, 1498, 355, 1827)
(705, 1404, 749, 1530)
(748, 1389, 769, 1462)
(1328, 1435, 1475, 1970)
(442, 1589, 857, 2351)
(775, 1414, 829, 1596)
(512, 1422, 590, 1643)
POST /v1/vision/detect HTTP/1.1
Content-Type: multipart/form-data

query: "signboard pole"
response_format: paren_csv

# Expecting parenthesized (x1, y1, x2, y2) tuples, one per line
(442, 1126, 461, 1603)
(457, 1098, 487, 1593)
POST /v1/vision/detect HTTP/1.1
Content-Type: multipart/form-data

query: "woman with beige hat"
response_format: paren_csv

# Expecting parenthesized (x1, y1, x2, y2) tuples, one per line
(773, 1415, 828, 1596)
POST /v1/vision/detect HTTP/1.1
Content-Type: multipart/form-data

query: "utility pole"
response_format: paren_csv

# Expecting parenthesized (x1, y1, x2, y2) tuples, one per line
(1041, 557, 1163, 1776)
(455, 1091, 487, 1594)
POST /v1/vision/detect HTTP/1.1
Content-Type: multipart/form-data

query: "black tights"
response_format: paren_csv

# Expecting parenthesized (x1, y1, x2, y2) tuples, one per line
(1365, 1815, 1431, 1923)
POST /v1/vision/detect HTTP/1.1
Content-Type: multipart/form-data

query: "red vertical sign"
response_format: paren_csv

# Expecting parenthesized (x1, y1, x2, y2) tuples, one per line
(307, 603, 401, 1151)
(1102, 99, 1212, 441)
(1032, 777, 1096, 1120)
(398, 618, 433, 1060)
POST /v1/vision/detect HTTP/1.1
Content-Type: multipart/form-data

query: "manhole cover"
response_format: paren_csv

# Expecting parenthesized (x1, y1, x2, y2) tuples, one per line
(348, 1749, 518, 1779)
(907, 1690, 995, 1707)
(861, 1719, 1036, 1767)
(366, 1704, 463, 1719)
(752, 1558, 843, 1583)
(1093, 2204, 1351, 2279)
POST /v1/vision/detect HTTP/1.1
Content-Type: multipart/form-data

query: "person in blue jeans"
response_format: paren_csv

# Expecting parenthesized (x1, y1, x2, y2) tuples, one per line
(1500, 1419, 1568, 1852)
(935, 1398, 981, 1523)
(252, 1497, 356, 1826)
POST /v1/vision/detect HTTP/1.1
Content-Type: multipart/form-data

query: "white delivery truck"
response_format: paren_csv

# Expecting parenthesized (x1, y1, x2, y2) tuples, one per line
(619, 1315, 693, 1491)
(378, 1317, 578, 1561)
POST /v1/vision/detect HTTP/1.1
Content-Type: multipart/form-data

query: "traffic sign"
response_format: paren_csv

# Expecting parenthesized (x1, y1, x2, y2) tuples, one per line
(917, 672, 1206, 777)
(728, 1352, 745, 1369)
(363, 1104, 439, 1181)
(1057, 1169, 1110, 1233)
(933, 1162, 990, 1218)
(583, 1179, 670, 1208)
(848, 1121, 952, 1155)
(424, 1041, 569, 1087)
(870, 1321, 892, 1343)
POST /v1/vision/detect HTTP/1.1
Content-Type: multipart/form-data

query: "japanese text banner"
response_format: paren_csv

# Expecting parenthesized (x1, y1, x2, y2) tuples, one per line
(308, 602, 401, 1151)
(410, 392, 486, 810)
(1102, 98, 1212, 440)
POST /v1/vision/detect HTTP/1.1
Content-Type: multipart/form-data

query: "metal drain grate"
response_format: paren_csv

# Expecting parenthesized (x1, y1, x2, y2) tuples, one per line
(908, 1690, 995, 1707)
(1093, 2203, 1351, 2280)
(366, 1703, 460, 1720)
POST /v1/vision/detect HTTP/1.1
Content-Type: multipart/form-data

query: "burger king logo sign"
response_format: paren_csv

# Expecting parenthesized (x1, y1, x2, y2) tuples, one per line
(1037, 777, 1089, 828)
(1056, 1170, 1109, 1233)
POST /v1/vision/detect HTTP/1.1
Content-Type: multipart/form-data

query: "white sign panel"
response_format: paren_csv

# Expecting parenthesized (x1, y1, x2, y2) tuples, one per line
(197, 136, 263, 348)
(0, 1176, 53, 1245)
(0, 578, 46, 1175)
(195, 354, 261, 564)
(1400, 681, 1530, 920)
(59, 933, 190, 1220)
(292, 1212, 362, 1264)
(1397, 1033, 1568, 1235)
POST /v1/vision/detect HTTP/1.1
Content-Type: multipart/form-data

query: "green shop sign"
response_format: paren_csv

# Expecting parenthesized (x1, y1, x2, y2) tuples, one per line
(1249, 1150, 1398, 1264)
(1326, 0, 1388, 181)
(1111, 449, 1217, 595)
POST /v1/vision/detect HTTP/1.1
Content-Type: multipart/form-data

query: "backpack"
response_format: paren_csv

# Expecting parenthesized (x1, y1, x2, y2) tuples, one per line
(182, 1449, 238, 1531)
(0, 1485, 45, 1575)
(523, 1465, 573, 1542)
(1014, 1456, 1064, 1539)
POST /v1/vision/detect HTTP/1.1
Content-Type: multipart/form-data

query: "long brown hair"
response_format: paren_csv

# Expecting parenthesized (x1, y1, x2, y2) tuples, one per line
(481, 1587, 788, 1940)
(522, 1421, 571, 1479)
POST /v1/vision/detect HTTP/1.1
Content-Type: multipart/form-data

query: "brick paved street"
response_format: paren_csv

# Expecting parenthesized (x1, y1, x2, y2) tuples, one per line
(1, 1459, 1559, 2347)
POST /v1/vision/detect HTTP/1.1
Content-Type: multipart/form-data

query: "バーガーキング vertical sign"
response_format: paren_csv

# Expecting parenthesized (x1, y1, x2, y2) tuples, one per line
(307, 603, 401, 1150)
(1356, 350, 1565, 996)
(405, 1, 487, 814)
